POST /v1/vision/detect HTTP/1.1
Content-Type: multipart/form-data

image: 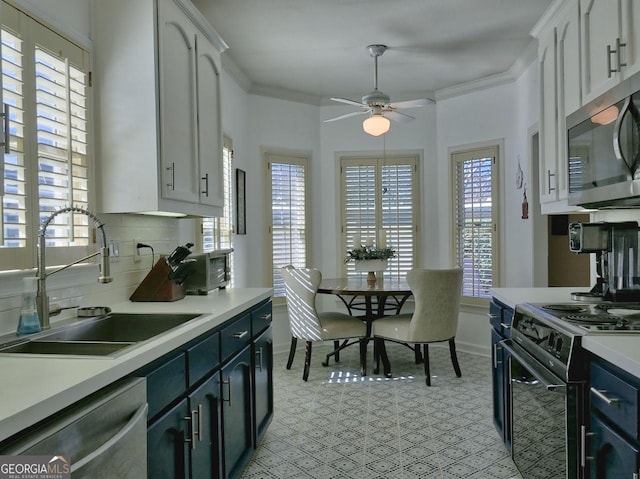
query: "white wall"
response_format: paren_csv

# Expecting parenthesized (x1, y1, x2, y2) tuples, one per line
(433, 65, 541, 355)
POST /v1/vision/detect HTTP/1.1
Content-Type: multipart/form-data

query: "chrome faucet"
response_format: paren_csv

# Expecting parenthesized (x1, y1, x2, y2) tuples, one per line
(37, 206, 113, 329)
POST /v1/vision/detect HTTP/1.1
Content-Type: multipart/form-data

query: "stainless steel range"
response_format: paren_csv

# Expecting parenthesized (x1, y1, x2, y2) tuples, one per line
(503, 301, 640, 479)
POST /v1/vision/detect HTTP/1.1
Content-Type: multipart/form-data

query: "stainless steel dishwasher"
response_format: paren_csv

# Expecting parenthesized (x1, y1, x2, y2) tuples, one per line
(0, 377, 147, 478)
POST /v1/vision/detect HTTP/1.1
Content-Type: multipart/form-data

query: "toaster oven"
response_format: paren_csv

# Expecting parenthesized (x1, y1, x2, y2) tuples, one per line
(183, 249, 232, 295)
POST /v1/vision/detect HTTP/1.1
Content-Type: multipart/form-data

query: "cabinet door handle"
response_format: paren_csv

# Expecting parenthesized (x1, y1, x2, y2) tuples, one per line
(500, 323, 511, 330)
(256, 347, 263, 372)
(201, 173, 209, 196)
(260, 313, 272, 321)
(580, 425, 595, 467)
(232, 330, 248, 339)
(222, 377, 232, 406)
(166, 162, 175, 190)
(608, 43, 615, 78)
(184, 409, 198, 449)
(590, 387, 620, 405)
(547, 170, 556, 193)
(608, 38, 627, 78)
(616, 37, 627, 70)
(196, 404, 203, 443)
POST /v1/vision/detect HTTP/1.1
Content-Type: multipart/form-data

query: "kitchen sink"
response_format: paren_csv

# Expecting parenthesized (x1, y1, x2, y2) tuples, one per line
(0, 341, 133, 356)
(39, 313, 201, 343)
(0, 312, 202, 358)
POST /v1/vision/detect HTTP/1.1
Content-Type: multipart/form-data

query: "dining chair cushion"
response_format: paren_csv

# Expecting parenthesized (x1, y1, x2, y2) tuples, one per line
(318, 312, 367, 340)
(371, 314, 413, 342)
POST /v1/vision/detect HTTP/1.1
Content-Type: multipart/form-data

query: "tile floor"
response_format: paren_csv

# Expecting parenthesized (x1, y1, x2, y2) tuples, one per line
(241, 341, 523, 479)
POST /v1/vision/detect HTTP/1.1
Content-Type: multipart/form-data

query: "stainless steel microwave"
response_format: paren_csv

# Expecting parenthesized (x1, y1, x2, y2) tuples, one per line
(182, 249, 232, 295)
(567, 70, 640, 208)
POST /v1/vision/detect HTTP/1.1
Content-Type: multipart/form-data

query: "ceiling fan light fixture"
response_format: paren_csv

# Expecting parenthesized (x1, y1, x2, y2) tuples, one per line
(363, 114, 390, 136)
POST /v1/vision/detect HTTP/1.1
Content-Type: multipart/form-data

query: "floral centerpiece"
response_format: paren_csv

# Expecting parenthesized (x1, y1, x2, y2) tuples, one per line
(344, 245, 396, 263)
(346, 245, 396, 282)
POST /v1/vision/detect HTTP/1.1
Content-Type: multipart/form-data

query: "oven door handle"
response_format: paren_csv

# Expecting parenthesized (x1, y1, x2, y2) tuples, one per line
(501, 339, 566, 394)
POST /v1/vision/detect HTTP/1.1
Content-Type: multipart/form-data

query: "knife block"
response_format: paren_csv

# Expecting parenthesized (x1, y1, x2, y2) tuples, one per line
(130, 257, 185, 302)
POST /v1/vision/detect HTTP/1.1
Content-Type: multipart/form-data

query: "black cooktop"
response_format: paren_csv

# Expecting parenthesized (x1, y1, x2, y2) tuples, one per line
(537, 302, 640, 332)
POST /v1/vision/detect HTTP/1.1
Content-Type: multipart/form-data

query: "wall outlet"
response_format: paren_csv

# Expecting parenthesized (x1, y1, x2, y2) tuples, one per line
(108, 240, 120, 262)
(133, 239, 141, 263)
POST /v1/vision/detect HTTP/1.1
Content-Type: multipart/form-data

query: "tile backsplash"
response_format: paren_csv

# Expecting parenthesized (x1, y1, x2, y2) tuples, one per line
(0, 213, 182, 335)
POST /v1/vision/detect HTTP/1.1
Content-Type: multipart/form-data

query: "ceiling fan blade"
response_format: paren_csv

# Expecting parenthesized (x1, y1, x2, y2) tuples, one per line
(386, 110, 415, 123)
(388, 98, 435, 109)
(324, 110, 368, 123)
(330, 97, 367, 108)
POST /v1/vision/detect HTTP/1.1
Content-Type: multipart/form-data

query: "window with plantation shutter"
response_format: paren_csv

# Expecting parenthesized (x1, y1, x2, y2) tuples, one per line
(1, 2, 91, 270)
(201, 135, 234, 283)
(341, 155, 418, 277)
(452, 146, 499, 302)
(268, 153, 308, 298)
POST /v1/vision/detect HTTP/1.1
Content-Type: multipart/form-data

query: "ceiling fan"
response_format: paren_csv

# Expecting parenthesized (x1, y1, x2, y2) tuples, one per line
(325, 44, 435, 136)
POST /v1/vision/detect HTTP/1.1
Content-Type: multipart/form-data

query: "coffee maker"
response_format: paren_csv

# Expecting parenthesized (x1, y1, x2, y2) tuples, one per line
(569, 221, 640, 301)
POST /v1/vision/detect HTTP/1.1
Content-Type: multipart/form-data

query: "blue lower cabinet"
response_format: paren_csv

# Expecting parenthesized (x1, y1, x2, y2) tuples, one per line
(491, 328, 507, 443)
(222, 346, 254, 479)
(147, 398, 191, 479)
(189, 371, 222, 479)
(490, 298, 513, 451)
(588, 412, 640, 478)
(253, 327, 273, 446)
(142, 299, 272, 479)
(586, 356, 640, 478)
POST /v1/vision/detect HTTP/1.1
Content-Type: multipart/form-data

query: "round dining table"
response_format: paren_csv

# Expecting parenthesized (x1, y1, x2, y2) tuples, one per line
(318, 275, 413, 373)
(318, 275, 412, 330)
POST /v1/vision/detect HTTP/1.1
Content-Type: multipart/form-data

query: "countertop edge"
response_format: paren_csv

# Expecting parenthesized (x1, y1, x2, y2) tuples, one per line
(582, 335, 640, 379)
(0, 288, 272, 444)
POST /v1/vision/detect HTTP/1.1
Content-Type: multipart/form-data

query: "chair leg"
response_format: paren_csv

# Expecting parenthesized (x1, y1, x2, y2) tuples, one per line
(322, 339, 352, 367)
(359, 338, 367, 377)
(286, 336, 297, 369)
(373, 338, 380, 374)
(449, 338, 462, 378)
(334, 340, 340, 362)
(378, 339, 392, 378)
(423, 344, 431, 386)
(414, 345, 423, 364)
(303, 341, 313, 381)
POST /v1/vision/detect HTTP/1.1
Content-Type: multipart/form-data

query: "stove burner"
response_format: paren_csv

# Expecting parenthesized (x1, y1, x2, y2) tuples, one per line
(542, 304, 586, 313)
(594, 303, 640, 311)
(563, 314, 622, 324)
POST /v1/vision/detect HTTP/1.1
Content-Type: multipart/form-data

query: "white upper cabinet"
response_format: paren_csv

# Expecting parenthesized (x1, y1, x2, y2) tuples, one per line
(93, 0, 226, 216)
(557, 0, 582, 116)
(534, 0, 584, 213)
(581, 0, 640, 103)
(158, 1, 200, 205)
(195, 36, 224, 207)
(539, 26, 559, 205)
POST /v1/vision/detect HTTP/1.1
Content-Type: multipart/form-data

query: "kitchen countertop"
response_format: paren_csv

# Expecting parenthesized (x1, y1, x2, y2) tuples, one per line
(491, 286, 640, 380)
(0, 287, 272, 444)
(490, 287, 591, 309)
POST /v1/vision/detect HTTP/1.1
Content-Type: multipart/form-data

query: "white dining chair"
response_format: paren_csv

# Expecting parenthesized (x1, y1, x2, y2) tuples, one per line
(372, 268, 463, 385)
(281, 265, 368, 381)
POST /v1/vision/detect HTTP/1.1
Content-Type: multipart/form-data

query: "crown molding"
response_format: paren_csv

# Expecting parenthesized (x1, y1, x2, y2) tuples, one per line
(434, 39, 538, 101)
